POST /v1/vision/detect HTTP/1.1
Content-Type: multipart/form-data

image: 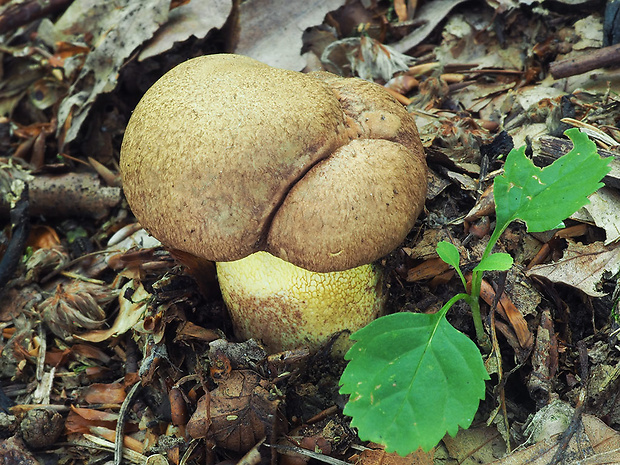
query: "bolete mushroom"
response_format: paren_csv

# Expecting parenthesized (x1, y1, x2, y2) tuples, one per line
(120, 54, 427, 352)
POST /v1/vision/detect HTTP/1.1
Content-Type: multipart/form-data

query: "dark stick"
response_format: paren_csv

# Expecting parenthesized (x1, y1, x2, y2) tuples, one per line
(550, 43, 620, 79)
(0, 0, 73, 34)
(0, 184, 30, 291)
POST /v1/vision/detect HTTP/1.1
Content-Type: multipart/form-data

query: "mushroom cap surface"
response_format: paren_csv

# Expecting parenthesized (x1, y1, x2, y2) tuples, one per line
(120, 54, 427, 272)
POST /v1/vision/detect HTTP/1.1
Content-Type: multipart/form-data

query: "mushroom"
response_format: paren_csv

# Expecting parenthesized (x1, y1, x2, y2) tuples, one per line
(120, 54, 427, 352)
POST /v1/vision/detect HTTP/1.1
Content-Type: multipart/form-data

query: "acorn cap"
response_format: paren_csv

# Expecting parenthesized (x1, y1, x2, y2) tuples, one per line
(120, 54, 427, 272)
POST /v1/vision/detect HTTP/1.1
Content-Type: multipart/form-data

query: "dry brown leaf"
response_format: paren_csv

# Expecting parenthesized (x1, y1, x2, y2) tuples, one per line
(174, 321, 221, 343)
(576, 187, 620, 245)
(236, 0, 346, 70)
(527, 240, 620, 297)
(352, 442, 434, 465)
(188, 370, 285, 453)
(209, 370, 283, 452)
(77, 280, 150, 343)
(392, 0, 467, 54)
(406, 257, 451, 282)
(48, 0, 171, 147)
(65, 407, 118, 434)
(139, 0, 233, 61)
(81, 382, 126, 405)
(186, 393, 211, 439)
(88, 426, 144, 453)
(442, 424, 505, 464)
(491, 414, 620, 464)
(478, 278, 533, 350)
(71, 406, 119, 422)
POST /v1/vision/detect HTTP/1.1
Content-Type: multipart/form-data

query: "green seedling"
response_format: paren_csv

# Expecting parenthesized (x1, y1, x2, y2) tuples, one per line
(339, 129, 611, 455)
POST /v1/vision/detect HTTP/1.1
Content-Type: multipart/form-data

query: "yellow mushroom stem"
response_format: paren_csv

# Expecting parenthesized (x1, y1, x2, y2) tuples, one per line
(216, 251, 386, 353)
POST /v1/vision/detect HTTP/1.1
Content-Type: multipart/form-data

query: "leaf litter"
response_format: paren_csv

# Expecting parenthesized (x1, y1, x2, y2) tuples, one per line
(0, 0, 620, 464)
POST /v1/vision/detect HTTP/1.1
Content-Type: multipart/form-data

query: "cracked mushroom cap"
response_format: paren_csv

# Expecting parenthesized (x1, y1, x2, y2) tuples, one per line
(120, 54, 427, 272)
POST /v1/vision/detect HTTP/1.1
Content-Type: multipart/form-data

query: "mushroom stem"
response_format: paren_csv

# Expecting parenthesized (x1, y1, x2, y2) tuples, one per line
(216, 251, 386, 352)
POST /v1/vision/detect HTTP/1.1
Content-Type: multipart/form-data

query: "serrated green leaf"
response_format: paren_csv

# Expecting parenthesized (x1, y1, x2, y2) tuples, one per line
(340, 312, 489, 455)
(494, 129, 611, 233)
(437, 241, 466, 288)
(474, 253, 513, 272)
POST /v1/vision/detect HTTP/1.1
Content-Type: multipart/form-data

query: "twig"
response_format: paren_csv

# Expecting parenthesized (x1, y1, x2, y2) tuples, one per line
(0, 181, 30, 290)
(0, 171, 121, 220)
(266, 443, 350, 465)
(81, 434, 147, 464)
(550, 43, 620, 79)
(548, 340, 589, 465)
(114, 381, 142, 465)
(0, 0, 73, 34)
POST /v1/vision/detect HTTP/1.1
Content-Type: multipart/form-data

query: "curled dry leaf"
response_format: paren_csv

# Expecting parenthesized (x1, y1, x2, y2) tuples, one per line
(527, 240, 620, 297)
(88, 425, 144, 453)
(577, 187, 620, 245)
(50, 0, 171, 147)
(81, 382, 127, 405)
(188, 370, 285, 452)
(321, 36, 414, 81)
(66, 406, 119, 434)
(236, 0, 347, 70)
(77, 279, 151, 343)
(139, 0, 233, 61)
(477, 277, 534, 351)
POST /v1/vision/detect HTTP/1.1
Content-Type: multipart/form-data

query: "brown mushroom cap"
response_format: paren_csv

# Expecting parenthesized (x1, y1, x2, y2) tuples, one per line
(268, 139, 426, 271)
(120, 54, 427, 272)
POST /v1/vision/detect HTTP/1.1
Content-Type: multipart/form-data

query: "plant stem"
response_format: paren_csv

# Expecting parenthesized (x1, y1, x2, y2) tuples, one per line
(468, 293, 485, 342)
(439, 292, 472, 319)
(468, 223, 509, 344)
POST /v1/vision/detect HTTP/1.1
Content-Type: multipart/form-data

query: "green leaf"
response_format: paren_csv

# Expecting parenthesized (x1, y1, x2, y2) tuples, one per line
(494, 128, 611, 233)
(437, 241, 466, 288)
(437, 241, 460, 269)
(340, 312, 489, 455)
(474, 253, 513, 272)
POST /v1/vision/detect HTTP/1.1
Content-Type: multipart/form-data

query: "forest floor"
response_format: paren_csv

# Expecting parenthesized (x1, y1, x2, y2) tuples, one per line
(1, 0, 620, 464)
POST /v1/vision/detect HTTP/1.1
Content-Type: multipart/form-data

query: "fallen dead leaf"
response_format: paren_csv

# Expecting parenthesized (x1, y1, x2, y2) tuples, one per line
(188, 370, 285, 452)
(65, 406, 118, 434)
(352, 441, 434, 465)
(81, 382, 126, 404)
(139, 0, 233, 61)
(77, 280, 151, 343)
(236, 0, 346, 70)
(527, 240, 620, 297)
(88, 425, 144, 453)
(441, 424, 505, 464)
(50, 0, 171, 147)
(478, 277, 533, 350)
(491, 414, 620, 464)
(577, 187, 620, 245)
(392, 0, 468, 54)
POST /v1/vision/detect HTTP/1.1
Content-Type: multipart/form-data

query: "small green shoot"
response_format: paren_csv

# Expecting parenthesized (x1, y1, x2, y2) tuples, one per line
(339, 129, 611, 454)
